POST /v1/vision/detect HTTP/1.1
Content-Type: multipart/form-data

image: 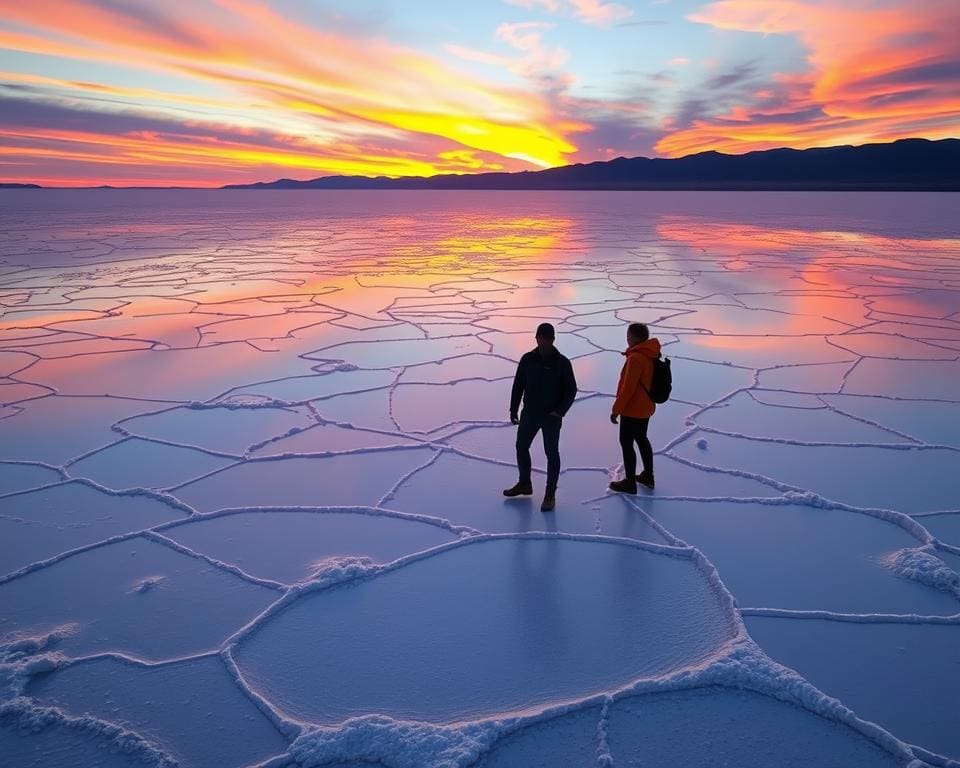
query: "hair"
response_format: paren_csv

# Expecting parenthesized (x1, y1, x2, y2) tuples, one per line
(535, 322, 556, 339)
(627, 322, 649, 342)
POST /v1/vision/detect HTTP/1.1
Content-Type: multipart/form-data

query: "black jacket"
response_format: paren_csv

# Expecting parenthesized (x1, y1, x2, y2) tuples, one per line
(510, 347, 578, 418)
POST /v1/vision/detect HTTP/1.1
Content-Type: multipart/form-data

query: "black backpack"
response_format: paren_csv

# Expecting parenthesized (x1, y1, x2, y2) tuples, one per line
(646, 356, 672, 404)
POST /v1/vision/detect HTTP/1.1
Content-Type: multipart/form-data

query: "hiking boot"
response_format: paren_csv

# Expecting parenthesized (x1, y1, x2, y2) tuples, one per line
(541, 493, 556, 512)
(636, 471, 655, 489)
(609, 478, 637, 495)
(503, 481, 533, 497)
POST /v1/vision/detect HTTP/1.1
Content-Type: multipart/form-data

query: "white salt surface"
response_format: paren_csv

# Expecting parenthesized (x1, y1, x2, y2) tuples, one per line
(921, 513, 960, 548)
(0, 720, 159, 768)
(747, 617, 960, 760)
(237, 537, 734, 725)
(0, 461, 61, 495)
(67, 437, 234, 489)
(164, 510, 459, 584)
(1, 190, 958, 767)
(604, 687, 904, 767)
(26, 655, 290, 768)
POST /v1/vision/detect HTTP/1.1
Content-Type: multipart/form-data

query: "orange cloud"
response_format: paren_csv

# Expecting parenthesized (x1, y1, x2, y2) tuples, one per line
(0, 0, 581, 183)
(662, 0, 960, 155)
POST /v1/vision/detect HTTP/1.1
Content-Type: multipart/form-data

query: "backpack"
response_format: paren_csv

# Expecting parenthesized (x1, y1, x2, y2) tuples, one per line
(647, 356, 672, 404)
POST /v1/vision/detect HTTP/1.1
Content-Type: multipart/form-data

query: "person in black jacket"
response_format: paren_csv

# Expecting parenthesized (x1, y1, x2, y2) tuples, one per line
(503, 322, 578, 511)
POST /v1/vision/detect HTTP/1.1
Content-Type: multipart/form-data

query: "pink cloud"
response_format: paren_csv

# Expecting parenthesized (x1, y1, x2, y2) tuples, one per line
(661, 0, 960, 154)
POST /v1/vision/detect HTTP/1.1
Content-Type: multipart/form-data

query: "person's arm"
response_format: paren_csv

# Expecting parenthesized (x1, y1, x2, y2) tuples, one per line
(611, 356, 641, 417)
(555, 358, 578, 416)
(510, 356, 526, 421)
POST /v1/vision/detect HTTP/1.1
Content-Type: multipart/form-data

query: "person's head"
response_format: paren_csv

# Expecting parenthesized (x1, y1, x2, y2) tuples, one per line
(535, 322, 556, 352)
(627, 322, 649, 347)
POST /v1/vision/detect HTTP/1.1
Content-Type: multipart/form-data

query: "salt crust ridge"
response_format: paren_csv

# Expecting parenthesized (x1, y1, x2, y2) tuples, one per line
(0, 628, 177, 767)
(2, 198, 959, 765)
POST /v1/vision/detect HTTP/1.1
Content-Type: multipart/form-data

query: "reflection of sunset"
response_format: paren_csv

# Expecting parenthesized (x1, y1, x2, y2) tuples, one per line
(654, 214, 960, 349)
(656, 217, 960, 262)
(432, 217, 573, 265)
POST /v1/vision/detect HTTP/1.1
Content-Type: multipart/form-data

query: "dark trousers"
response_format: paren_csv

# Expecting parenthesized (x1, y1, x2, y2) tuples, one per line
(516, 411, 562, 492)
(619, 415, 653, 478)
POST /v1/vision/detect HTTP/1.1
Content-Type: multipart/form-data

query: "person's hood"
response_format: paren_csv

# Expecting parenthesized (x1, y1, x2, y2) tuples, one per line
(623, 338, 661, 358)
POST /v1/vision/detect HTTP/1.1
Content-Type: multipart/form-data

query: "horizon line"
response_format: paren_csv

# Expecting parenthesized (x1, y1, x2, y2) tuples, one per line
(4, 136, 957, 190)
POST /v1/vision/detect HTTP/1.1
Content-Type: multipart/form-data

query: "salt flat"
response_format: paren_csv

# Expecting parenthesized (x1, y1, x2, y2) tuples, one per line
(1, 189, 958, 768)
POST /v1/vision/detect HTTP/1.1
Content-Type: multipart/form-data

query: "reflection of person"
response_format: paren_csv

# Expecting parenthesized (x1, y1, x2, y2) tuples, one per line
(503, 323, 578, 512)
(510, 538, 563, 648)
(609, 322, 661, 494)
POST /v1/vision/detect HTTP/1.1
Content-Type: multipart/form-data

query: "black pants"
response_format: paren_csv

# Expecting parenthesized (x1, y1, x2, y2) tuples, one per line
(516, 411, 562, 492)
(619, 415, 653, 478)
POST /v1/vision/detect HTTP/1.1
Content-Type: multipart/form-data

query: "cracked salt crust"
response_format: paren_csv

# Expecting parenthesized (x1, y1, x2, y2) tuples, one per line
(1, 190, 958, 767)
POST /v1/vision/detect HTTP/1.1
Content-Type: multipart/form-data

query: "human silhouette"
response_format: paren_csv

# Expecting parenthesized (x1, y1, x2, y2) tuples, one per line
(503, 322, 578, 512)
(609, 322, 661, 493)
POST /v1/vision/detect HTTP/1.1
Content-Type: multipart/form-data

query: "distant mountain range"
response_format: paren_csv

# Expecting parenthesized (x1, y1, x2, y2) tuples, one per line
(224, 138, 959, 191)
(4, 139, 957, 190)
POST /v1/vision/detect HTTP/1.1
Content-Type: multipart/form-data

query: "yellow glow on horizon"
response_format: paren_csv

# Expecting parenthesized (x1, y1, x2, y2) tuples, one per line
(361, 109, 575, 169)
(0, 1, 581, 185)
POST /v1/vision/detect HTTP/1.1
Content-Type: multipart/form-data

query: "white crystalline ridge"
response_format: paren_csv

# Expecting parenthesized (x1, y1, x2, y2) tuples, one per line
(882, 547, 960, 598)
(0, 629, 177, 767)
(1, 194, 959, 767)
(283, 640, 931, 768)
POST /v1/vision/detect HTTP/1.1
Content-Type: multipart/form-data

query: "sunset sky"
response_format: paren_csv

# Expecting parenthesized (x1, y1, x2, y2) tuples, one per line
(1, 0, 958, 186)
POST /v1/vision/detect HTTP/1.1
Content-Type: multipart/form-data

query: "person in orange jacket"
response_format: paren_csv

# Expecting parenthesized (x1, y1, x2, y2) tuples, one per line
(609, 322, 661, 493)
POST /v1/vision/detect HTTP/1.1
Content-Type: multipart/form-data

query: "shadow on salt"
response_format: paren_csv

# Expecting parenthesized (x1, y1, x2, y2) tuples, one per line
(385, 452, 670, 540)
(234, 537, 736, 725)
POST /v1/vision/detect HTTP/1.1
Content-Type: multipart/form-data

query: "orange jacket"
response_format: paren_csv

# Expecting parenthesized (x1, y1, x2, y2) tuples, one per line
(612, 338, 662, 419)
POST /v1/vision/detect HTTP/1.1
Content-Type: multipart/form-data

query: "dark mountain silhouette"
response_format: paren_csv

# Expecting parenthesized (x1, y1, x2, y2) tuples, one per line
(223, 138, 959, 191)
(0, 183, 41, 189)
